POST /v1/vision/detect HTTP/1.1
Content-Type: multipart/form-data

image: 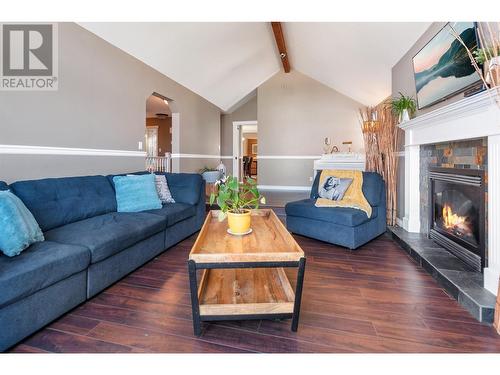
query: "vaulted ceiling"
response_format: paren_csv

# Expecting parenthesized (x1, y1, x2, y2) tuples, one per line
(80, 22, 430, 111)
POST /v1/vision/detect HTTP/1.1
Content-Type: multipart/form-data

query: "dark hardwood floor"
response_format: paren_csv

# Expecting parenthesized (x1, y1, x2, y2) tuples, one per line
(10, 233, 500, 353)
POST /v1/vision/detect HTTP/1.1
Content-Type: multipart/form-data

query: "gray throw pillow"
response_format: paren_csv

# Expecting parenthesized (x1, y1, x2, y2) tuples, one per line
(318, 177, 352, 201)
(155, 175, 175, 204)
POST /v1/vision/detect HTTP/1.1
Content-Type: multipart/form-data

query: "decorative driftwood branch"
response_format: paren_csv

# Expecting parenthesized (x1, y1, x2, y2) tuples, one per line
(359, 103, 401, 226)
(450, 22, 500, 109)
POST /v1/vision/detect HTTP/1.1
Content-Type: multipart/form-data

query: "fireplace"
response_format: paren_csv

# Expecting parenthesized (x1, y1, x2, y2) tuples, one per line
(429, 167, 486, 272)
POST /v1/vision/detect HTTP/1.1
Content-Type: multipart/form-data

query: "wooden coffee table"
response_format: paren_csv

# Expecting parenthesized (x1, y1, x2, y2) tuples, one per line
(188, 209, 306, 336)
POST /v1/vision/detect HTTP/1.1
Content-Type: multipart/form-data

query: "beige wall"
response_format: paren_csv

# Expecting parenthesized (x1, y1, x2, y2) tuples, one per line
(221, 95, 257, 155)
(257, 70, 364, 186)
(0, 22, 221, 183)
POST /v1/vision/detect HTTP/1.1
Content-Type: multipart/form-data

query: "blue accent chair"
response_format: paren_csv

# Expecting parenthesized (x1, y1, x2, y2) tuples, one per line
(285, 172, 386, 249)
(0, 172, 205, 351)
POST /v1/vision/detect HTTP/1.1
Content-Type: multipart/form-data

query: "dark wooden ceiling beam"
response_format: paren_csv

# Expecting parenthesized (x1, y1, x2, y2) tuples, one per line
(271, 22, 290, 73)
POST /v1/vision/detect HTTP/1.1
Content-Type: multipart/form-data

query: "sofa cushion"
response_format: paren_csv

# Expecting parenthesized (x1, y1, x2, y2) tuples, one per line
(44, 212, 166, 263)
(285, 199, 377, 227)
(0, 181, 8, 191)
(10, 175, 116, 232)
(146, 202, 197, 227)
(0, 241, 90, 308)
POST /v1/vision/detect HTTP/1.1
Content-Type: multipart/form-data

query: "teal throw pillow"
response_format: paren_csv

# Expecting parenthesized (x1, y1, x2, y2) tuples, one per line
(0, 190, 45, 257)
(113, 174, 162, 212)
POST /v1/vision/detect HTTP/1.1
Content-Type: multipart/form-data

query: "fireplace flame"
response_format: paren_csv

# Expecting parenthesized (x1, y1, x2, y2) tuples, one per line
(442, 204, 467, 230)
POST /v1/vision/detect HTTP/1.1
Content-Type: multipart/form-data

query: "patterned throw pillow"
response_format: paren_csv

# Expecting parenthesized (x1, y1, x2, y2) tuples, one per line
(155, 175, 175, 204)
(318, 176, 353, 201)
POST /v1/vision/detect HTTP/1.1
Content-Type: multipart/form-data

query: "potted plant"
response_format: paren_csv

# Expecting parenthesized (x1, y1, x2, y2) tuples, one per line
(209, 176, 266, 235)
(391, 92, 417, 123)
(199, 166, 221, 183)
(474, 47, 499, 87)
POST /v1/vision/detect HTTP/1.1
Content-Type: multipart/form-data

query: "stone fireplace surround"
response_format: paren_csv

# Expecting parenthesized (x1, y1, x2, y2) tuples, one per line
(399, 89, 500, 296)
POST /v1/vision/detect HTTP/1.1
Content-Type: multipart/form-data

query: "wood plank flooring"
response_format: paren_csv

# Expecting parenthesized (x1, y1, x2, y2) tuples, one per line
(10, 233, 500, 353)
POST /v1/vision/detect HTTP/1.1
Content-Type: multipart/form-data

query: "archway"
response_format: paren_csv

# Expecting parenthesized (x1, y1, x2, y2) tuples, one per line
(145, 92, 180, 172)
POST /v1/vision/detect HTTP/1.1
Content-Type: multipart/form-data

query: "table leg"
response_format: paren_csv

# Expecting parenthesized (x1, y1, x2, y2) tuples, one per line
(187, 260, 202, 336)
(291, 257, 306, 332)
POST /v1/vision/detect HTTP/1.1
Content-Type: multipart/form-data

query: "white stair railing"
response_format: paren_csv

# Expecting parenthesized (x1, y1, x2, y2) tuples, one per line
(145, 153, 171, 173)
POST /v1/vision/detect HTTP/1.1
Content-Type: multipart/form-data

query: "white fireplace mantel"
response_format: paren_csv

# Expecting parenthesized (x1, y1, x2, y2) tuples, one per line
(398, 88, 500, 295)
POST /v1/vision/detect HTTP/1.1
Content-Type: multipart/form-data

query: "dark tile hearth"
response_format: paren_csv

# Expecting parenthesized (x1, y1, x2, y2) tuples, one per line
(388, 226, 496, 323)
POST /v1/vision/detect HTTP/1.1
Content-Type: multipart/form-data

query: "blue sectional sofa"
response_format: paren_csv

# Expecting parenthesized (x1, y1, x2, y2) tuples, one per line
(0, 172, 205, 351)
(285, 172, 386, 249)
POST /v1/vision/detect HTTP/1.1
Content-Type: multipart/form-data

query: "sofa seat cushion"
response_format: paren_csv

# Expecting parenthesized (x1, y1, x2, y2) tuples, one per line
(0, 241, 90, 308)
(285, 199, 377, 227)
(44, 212, 166, 263)
(146, 203, 197, 227)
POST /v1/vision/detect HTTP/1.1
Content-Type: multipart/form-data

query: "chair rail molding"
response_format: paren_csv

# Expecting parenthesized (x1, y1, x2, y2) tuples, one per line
(257, 155, 320, 160)
(0, 144, 146, 157)
(398, 88, 500, 295)
(170, 154, 232, 159)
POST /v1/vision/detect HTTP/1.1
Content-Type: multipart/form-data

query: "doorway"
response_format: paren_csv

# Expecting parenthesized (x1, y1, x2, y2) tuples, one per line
(232, 121, 258, 181)
(145, 93, 173, 157)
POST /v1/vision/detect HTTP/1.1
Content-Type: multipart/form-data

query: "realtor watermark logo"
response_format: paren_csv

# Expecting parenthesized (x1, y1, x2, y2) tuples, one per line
(0, 23, 58, 90)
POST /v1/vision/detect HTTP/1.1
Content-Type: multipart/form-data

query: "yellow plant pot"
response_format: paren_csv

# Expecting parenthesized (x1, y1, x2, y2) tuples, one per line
(227, 209, 251, 234)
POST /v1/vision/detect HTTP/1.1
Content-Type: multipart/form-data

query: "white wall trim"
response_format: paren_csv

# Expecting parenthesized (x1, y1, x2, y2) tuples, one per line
(258, 185, 311, 191)
(171, 153, 231, 159)
(257, 155, 320, 160)
(0, 144, 146, 157)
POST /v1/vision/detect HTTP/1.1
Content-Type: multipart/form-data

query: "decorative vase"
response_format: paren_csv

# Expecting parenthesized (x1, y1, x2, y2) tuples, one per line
(400, 109, 410, 123)
(227, 209, 251, 234)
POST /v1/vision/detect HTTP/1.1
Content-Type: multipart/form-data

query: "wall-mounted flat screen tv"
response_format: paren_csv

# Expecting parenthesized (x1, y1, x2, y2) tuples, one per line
(413, 22, 481, 109)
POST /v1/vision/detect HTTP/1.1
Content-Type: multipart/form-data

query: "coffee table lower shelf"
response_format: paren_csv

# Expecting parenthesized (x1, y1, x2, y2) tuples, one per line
(198, 267, 295, 319)
(187, 259, 306, 336)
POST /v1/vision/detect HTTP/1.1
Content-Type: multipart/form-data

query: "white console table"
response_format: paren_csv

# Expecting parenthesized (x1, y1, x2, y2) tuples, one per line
(313, 153, 365, 175)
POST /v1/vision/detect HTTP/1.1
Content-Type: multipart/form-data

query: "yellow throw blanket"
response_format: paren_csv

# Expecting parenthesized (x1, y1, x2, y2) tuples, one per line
(315, 169, 372, 218)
